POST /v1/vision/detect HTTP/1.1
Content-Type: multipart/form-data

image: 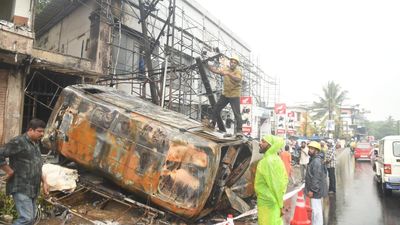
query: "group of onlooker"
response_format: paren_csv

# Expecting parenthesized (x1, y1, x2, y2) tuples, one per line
(255, 135, 340, 225)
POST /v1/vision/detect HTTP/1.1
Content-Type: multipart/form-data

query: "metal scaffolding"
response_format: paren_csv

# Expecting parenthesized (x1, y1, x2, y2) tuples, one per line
(90, 0, 279, 120)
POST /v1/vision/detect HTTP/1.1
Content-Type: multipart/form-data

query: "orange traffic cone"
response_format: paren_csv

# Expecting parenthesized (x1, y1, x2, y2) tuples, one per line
(290, 190, 311, 225)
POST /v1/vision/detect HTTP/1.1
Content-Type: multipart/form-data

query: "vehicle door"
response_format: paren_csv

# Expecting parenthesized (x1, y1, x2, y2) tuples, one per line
(387, 140, 400, 183)
(375, 140, 385, 177)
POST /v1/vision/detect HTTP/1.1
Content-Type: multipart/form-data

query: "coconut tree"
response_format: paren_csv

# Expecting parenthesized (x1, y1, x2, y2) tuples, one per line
(312, 81, 348, 137)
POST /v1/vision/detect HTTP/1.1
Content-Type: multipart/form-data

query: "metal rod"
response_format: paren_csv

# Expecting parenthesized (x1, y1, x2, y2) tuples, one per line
(139, 0, 159, 105)
(161, 55, 169, 107)
(56, 187, 89, 201)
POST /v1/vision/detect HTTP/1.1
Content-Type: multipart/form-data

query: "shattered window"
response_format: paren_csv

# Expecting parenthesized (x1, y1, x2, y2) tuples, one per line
(77, 99, 95, 119)
(157, 142, 210, 207)
(113, 114, 132, 139)
(91, 107, 117, 129)
(137, 123, 169, 154)
(134, 146, 165, 177)
(158, 162, 204, 207)
(134, 123, 169, 176)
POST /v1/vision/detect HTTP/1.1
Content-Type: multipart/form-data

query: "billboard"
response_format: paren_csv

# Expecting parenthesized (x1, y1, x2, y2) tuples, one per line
(275, 103, 286, 135)
(287, 111, 296, 135)
(240, 96, 252, 134)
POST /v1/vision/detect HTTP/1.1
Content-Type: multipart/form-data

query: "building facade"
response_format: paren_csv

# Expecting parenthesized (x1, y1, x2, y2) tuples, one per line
(0, 0, 278, 143)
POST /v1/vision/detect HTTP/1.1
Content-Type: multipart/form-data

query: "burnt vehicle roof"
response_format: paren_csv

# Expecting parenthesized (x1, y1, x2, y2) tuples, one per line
(70, 84, 239, 143)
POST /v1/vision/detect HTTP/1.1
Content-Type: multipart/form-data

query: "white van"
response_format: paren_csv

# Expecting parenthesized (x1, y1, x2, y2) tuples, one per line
(374, 135, 400, 195)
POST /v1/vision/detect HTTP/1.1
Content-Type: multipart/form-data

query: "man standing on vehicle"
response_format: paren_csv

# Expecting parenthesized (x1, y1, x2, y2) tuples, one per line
(0, 119, 49, 225)
(255, 135, 288, 225)
(305, 141, 328, 225)
(208, 55, 243, 136)
(325, 139, 336, 193)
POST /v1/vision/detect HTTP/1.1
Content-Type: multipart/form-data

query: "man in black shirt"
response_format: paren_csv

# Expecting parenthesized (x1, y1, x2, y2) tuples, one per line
(305, 141, 328, 225)
(0, 118, 49, 225)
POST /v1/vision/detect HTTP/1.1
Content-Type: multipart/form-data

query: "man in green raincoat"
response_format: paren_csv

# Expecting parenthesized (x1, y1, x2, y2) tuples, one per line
(255, 135, 288, 225)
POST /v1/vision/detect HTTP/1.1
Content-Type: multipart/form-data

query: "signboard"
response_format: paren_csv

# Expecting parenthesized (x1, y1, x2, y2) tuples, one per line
(274, 103, 286, 114)
(287, 111, 295, 135)
(326, 120, 335, 131)
(275, 103, 286, 135)
(240, 96, 252, 134)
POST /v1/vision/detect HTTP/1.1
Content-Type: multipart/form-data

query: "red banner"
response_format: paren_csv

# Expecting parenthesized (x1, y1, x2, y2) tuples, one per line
(240, 96, 252, 104)
(274, 103, 286, 114)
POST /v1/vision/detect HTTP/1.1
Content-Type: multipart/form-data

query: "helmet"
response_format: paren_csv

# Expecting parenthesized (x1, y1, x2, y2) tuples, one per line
(308, 141, 321, 151)
(229, 55, 240, 64)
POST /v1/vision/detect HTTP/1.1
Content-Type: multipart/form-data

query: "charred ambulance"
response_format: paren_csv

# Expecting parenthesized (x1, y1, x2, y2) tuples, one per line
(43, 84, 255, 220)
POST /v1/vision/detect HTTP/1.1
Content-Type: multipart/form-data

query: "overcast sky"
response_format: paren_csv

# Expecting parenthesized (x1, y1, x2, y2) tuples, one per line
(199, 0, 400, 121)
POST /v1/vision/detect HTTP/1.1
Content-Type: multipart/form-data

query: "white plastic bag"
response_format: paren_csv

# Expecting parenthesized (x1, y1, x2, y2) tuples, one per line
(42, 164, 78, 192)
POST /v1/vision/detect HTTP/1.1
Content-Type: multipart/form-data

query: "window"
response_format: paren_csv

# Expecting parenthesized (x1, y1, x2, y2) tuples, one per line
(393, 142, 400, 157)
(91, 107, 116, 129)
(85, 38, 90, 51)
(112, 114, 131, 138)
(111, 31, 141, 76)
(0, 0, 13, 22)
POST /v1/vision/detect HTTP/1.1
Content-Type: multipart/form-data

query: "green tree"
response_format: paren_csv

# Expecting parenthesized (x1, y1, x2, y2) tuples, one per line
(366, 116, 398, 139)
(35, 0, 51, 14)
(312, 81, 348, 137)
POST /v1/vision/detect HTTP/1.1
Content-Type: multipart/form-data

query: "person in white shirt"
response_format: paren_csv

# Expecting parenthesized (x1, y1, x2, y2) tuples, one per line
(299, 141, 309, 182)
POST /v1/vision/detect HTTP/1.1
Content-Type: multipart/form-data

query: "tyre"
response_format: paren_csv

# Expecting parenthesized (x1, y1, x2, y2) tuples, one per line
(381, 182, 392, 196)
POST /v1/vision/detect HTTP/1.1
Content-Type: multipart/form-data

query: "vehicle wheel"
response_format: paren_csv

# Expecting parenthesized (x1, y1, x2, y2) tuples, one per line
(381, 182, 392, 196)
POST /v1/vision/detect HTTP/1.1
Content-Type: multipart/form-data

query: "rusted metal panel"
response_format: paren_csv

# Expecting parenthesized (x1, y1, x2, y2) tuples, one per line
(44, 84, 253, 220)
(45, 179, 167, 224)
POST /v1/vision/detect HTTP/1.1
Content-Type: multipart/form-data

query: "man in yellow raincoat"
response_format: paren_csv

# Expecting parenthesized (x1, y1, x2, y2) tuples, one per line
(255, 135, 288, 225)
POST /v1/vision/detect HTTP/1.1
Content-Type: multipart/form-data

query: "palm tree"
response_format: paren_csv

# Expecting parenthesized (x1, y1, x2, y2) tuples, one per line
(312, 81, 348, 136)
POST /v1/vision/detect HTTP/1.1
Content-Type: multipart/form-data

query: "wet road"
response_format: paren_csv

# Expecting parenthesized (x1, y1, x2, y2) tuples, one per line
(327, 149, 400, 225)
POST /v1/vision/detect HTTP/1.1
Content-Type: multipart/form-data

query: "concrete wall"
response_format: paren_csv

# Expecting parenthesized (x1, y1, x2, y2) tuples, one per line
(36, 22, 62, 52)
(0, 68, 24, 144)
(0, 25, 33, 56)
(0, 71, 7, 144)
(36, 2, 93, 58)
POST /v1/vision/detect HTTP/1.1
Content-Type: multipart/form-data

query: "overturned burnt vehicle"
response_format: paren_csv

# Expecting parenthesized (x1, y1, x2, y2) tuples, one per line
(43, 84, 257, 220)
